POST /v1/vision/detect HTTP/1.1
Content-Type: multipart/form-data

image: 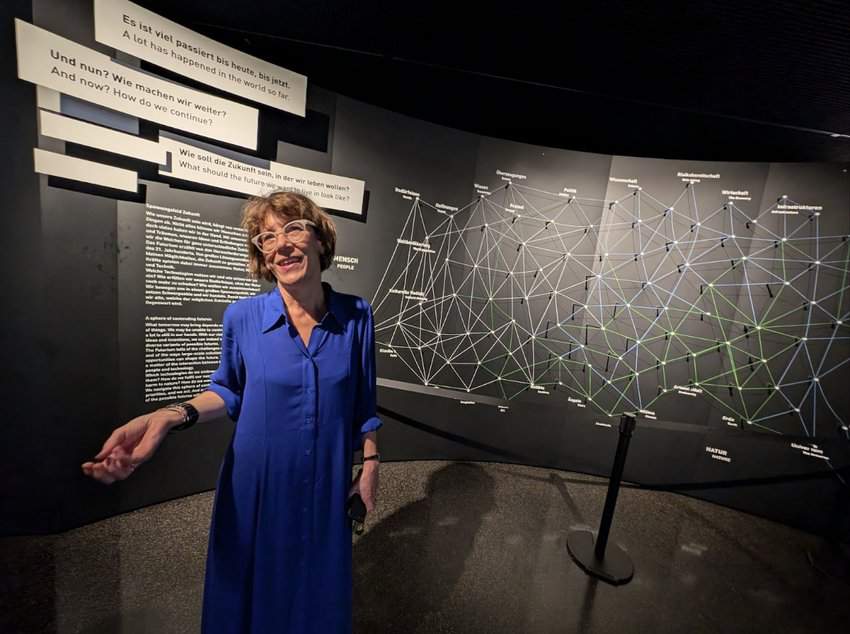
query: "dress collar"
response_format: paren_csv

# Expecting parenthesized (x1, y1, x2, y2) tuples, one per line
(261, 281, 346, 333)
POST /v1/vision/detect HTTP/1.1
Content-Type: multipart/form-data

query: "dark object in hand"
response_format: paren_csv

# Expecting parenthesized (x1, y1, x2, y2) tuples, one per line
(348, 468, 366, 534)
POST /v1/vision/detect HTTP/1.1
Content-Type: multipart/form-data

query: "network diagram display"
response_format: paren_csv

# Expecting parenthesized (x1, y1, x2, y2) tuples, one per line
(374, 177, 850, 442)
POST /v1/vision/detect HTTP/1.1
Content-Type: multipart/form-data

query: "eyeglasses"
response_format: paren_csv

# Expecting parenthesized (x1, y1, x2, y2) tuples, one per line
(251, 219, 316, 253)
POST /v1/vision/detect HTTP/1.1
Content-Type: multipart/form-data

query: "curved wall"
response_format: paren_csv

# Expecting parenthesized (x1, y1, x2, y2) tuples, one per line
(3, 0, 848, 538)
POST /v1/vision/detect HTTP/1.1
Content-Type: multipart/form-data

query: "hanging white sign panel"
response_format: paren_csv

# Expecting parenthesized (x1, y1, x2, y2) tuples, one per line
(94, 0, 307, 116)
(15, 19, 259, 149)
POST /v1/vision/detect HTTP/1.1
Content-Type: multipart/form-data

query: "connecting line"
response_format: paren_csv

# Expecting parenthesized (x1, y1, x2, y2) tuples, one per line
(372, 182, 850, 441)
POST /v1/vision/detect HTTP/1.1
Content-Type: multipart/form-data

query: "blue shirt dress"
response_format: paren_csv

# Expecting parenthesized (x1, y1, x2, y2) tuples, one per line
(201, 282, 382, 633)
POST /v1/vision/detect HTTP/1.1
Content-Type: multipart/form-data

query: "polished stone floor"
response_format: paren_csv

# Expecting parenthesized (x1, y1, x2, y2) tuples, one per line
(2, 461, 849, 633)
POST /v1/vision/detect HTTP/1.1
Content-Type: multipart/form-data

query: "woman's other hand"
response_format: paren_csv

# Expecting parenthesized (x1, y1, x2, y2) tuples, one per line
(358, 461, 379, 513)
(80, 410, 179, 484)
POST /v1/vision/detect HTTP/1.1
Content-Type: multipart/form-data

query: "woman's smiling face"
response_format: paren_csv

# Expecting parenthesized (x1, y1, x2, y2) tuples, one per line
(261, 214, 324, 288)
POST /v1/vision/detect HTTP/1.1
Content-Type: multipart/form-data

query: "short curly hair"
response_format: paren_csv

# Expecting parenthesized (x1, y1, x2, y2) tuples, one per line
(241, 191, 337, 282)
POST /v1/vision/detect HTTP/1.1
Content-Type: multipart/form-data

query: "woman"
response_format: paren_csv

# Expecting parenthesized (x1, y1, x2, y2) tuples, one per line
(82, 191, 382, 633)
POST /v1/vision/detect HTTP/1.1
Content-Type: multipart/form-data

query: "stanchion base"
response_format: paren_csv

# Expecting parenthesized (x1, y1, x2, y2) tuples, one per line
(567, 529, 634, 585)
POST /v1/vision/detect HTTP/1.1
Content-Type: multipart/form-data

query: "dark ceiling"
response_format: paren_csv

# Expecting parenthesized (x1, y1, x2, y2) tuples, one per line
(139, 0, 850, 163)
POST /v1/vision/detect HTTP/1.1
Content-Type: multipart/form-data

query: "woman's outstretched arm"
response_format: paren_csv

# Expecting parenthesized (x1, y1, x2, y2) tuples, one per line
(81, 390, 226, 484)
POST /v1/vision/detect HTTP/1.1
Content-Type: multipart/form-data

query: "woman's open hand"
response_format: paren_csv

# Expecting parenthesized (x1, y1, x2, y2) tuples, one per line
(81, 411, 176, 484)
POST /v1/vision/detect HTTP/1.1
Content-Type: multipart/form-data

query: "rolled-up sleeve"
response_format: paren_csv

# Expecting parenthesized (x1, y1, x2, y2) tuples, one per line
(353, 302, 382, 445)
(207, 304, 245, 421)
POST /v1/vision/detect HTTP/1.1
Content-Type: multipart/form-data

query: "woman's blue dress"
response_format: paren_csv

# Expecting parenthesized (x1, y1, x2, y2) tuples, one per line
(201, 282, 382, 633)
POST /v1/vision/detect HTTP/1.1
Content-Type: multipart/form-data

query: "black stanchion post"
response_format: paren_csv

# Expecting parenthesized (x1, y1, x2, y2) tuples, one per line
(567, 413, 636, 585)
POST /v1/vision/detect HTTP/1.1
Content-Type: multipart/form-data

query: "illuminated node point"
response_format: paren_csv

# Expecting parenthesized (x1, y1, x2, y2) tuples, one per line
(815, 261, 821, 265)
(511, 319, 516, 324)
(601, 326, 606, 331)
(747, 420, 752, 425)
(838, 320, 844, 325)
(802, 337, 808, 342)
(794, 408, 801, 413)
(607, 379, 612, 384)
(490, 330, 495, 334)
(637, 219, 643, 223)
(695, 382, 700, 386)
(685, 262, 690, 267)
(670, 331, 676, 335)
(531, 334, 535, 339)
(738, 386, 742, 391)
(484, 223, 488, 227)
(474, 264, 478, 268)
(725, 341, 730, 346)
(626, 303, 631, 307)
(731, 235, 736, 239)
(646, 281, 652, 286)
(673, 240, 678, 245)
(597, 274, 601, 279)
(742, 256, 748, 261)
(811, 300, 817, 305)
(465, 331, 470, 336)
(559, 381, 564, 385)
(696, 222, 701, 226)
(664, 307, 669, 311)
(640, 251, 645, 256)
(756, 325, 762, 330)
(452, 293, 456, 297)
(784, 281, 790, 285)
(424, 382, 429, 386)
(588, 397, 593, 401)
(782, 194, 788, 199)
(781, 237, 787, 242)
(709, 283, 715, 287)
(582, 304, 587, 309)
(524, 296, 529, 301)
(618, 356, 623, 361)
(762, 358, 767, 363)
(560, 355, 564, 360)
(417, 346, 422, 350)
(508, 351, 513, 356)
(580, 344, 585, 348)
(517, 214, 522, 218)
(604, 252, 609, 257)
(509, 271, 514, 276)
(705, 312, 711, 316)
(670, 207, 675, 211)
(477, 361, 481, 365)
(814, 377, 820, 382)
(662, 388, 668, 393)
(445, 258, 450, 262)
(662, 361, 667, 365)
(753, 219, 758, 224)
(567, 252, 572, 256)
(636, 339, 642, 344)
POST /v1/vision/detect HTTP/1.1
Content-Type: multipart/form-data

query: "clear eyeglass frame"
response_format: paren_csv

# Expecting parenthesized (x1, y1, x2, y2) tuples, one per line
(251, 219, 317, 253)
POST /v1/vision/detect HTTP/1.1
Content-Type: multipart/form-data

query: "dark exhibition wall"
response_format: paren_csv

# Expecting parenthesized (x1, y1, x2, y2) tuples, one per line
(1, 0, 849, 539)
